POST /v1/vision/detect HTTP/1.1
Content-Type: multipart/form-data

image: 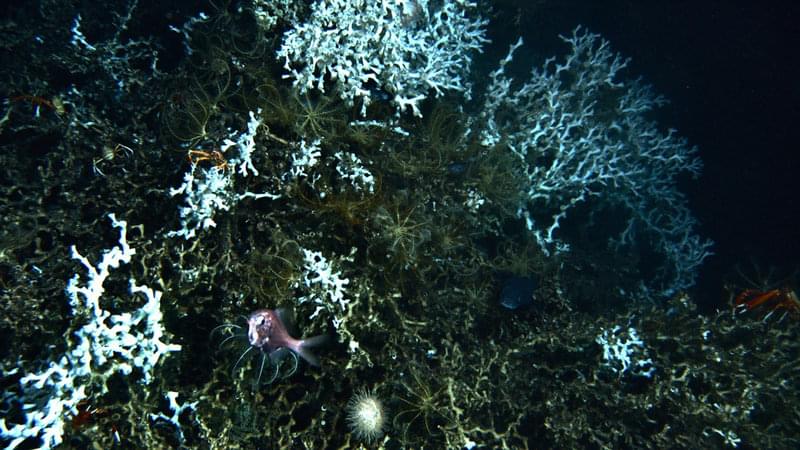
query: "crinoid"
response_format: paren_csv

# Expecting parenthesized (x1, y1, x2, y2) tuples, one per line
(162, 88, 214, 145)
(387, 104, 469, 178)
(290, 90, 345, 139)
(297, 177, 382, 232)
(422, 103, 466, 156)
(431, 217, 469, 258)
(392, 363, 454, 443)
(210, 320, 299, 388)
(258, 82, 295, 131)
(162, 59, 233, 146)
(241, 226, 303, 301)
(370, 201, 431, 270)
(387, 142, 446, 178)
(472, 146, 526, 217)
(344, 119, 389, 147)
(729, 258, 799, 293)
(491, 237, 549, 277)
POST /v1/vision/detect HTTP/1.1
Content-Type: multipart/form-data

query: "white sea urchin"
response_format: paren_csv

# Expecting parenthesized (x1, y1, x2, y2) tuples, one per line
(347, 388, 386, 443)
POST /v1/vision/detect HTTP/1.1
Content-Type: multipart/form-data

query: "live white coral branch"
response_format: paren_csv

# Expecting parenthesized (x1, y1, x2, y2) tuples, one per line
(278, 0, 488, 116)
(0, 214, 180, 450)
(479, 26, 712, 295)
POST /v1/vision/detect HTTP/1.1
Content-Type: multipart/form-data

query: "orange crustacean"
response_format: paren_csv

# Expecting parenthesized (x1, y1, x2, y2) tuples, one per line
(187, 149, 229, 171)
(734, 287, 800, 320)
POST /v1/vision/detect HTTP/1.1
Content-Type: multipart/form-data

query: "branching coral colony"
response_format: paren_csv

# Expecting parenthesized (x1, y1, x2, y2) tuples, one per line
(1, 215, 181, 449)
(0, 0, 724, 449)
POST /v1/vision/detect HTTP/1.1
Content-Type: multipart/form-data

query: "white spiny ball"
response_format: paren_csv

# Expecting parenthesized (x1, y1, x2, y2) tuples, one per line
(347, 388, 385, 443)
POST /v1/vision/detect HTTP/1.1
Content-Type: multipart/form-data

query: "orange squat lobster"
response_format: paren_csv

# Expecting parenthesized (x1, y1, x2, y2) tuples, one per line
(734, 287, 800, 319)
(187, 149, 228, 171)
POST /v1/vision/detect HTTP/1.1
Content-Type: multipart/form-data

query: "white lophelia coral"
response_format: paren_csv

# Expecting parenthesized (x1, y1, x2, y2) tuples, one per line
(167, 165, 235, 240)
(298, 248, 351, 329)
(479, 27, 712, 295)
(596, 326, 655, 379)
(221, 109, 263, 177)
(288, 139, 322, 180)
(251, 0, 304, 31)
(0, 214, 180, 450)
(277, 0, 488, 116)
(149, 391, 198, 445)
(168, 110, 281, 240)
(334, 151, 375, 194)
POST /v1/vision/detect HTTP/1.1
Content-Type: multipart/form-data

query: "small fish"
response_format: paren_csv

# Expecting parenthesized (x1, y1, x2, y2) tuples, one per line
(247, 308, 328, 366)
(447, 161, 468, 175)
(499, 276, 537, 310)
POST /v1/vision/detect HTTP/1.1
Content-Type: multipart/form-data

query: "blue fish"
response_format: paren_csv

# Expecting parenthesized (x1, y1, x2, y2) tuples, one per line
(499, 276, 537, 310)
